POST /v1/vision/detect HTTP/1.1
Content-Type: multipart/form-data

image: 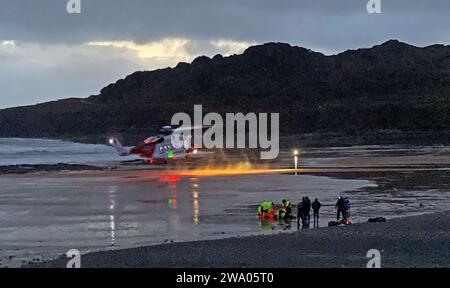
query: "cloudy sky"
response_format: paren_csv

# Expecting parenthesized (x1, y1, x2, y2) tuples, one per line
(1, 0, 449, 108)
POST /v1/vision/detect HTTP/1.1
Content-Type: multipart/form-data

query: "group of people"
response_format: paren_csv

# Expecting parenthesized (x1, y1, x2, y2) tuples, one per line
(335, 196, 351, 221)
(257, 195, 351, 228)
(257, 199, 293, 220)
(297, 197, 321, 228)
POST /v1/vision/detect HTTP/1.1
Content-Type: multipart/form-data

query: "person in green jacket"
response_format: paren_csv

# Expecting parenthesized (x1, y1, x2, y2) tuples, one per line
(281, 199, 292, 218)
(257, 201, 274, 216)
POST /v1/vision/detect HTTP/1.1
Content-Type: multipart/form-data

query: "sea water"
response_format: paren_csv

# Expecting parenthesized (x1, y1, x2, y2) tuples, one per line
(0, 138, 137, 166)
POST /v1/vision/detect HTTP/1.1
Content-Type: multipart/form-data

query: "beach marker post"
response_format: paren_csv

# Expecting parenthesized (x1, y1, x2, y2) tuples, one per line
(293, 149, 299, 175)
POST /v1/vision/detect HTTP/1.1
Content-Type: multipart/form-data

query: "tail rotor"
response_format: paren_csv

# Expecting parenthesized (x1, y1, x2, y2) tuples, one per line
(108, 137, 131, 156)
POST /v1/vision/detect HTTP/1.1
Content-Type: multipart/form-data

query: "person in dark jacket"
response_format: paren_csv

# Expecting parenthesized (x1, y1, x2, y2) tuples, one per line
(335, 196, 346, 220)
(343, 197, 350, 219)
(297, 200, 304, 229)
(312, 198, 321, 227)
(304, 197, 311, 224)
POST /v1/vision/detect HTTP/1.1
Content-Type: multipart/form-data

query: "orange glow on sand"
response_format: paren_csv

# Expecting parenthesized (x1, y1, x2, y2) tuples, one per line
(164, 162, 294, 177)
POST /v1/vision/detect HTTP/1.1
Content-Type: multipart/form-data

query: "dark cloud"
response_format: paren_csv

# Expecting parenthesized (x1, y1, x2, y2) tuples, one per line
(1, 0, 449, 51)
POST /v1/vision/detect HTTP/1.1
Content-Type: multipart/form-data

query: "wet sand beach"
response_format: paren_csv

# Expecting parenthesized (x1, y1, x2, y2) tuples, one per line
(33, 210, 450, 268)
(0, 145, 449, 268)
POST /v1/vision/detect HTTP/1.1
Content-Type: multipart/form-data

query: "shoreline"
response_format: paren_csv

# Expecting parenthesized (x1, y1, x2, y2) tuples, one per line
(3, 131, 450, 148)
(31, 210, 450, 268)
(0, 164, 105, 175)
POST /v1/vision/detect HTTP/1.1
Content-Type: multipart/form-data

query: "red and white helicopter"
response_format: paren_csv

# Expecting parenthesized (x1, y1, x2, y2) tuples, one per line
(108, 125, 203, 164)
